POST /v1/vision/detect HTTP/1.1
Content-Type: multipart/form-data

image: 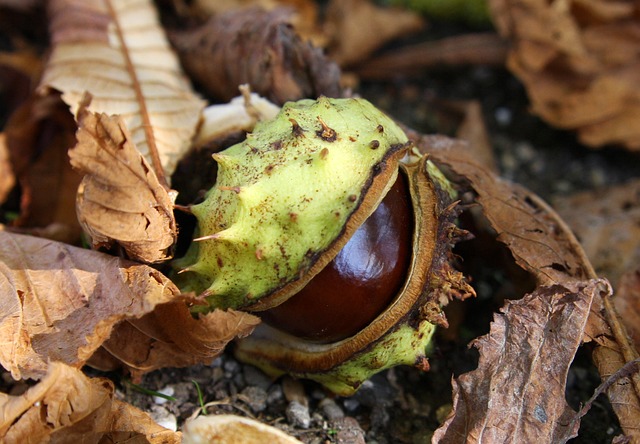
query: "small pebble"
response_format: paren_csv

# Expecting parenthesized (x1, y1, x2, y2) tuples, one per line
(319, 398, 344, 421)
(223, 359, 240, 374)
(286, 400, 311, 429)
(330, 416, 366, 444)
(240, 386, 268, 413)
(152, 386, 175, 405)
(342, 398, 360, 412)
(514, 141, 536, 163)
(267, 384, 284, 404)
(495, 107, 512, 127)
(149, 405, 177, 431)
(243, 365, 273, 390)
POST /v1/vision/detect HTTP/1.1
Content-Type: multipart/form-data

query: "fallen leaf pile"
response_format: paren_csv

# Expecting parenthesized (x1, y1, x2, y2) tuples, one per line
(0, 0, 639, 442)
(490, 0, 640, 150)
(169, 7, 342, 104)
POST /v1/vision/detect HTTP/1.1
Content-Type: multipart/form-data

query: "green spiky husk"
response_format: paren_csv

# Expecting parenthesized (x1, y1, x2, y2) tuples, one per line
(173, 97, 410, 310)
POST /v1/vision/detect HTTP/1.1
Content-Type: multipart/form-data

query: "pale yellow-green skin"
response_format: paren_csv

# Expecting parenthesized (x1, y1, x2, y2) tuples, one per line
(174, 97, 409, 309)
(235, 317, 437, 396)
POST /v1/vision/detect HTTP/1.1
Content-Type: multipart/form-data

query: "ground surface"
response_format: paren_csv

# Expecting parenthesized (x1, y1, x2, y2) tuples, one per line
(3, 10, 640, 443)
(118, 42, 639, 443)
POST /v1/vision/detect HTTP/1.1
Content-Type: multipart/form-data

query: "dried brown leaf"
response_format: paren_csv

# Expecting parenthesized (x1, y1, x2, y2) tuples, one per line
(552, 179, 640, 288)
(192, 0, 324, 45)
(182, 414, 302, 444)
(355, 33, 508, 80)
(489, 0, 640, 150)
(169, 7, 341, 104)
(97, 302, 260, 380)
(39, 0, 205, 184)
(0, 230, 179, 380)
(0, 362, 180, 443)
(433, 279, 604, 443)
(616, 268, 640, 351)
(592, 337, 640, 440)
(0, 134, 14, 204)
(0, 49, 42, 114)
(324, 0, 425, 67)
(4, 94, 83, 243)
(418, 134, 592, 286)
(417, 134, 640, 440)
(70, 104, 177, 263)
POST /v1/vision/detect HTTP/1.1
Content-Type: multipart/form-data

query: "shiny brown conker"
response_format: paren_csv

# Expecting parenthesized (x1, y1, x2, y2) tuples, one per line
(259, 173, 413, 343)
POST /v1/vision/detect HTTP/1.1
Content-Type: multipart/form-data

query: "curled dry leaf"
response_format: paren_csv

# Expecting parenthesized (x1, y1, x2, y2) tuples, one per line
(489, 0, 640, 150)
(39, 0, 205, 184)
(415, 135, 640, 439)
(355, 33, 508, 80)
(191, 0, 324, 45)
(70, 103, 177, 263)
(182, 414, 302, 444)
(418, 134, 592, 286)
(0, 230, 179, 380)
(4, 94, 84, 243)
(97, 302, 260, 380)
(433, 279, 604, 443)
(324, 0, 425, 67)
(169, 7, 342, 104)
(0, 362, 180, 443)
(0, 134, 14, 204)
(0, 49, 43, 114)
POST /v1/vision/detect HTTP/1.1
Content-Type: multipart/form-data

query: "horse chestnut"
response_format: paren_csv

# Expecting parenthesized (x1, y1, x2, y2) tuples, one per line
(174, 97, 474, 394)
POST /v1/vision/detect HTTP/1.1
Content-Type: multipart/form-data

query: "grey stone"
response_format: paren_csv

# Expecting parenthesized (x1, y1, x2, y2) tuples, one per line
(243, 365, 273, 390)
(267, 384, 284, 404)
(319, 398, 344, 421)
(286, 400, 311, 429)
(330, 416, 365, 444)
(240, 386, 268, 413)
